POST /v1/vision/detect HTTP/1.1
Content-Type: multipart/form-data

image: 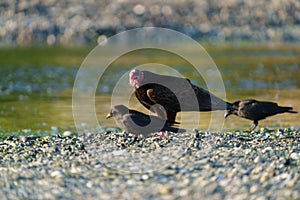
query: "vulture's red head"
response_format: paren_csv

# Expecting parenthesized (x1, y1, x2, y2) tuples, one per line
(129, 69, 144, 89)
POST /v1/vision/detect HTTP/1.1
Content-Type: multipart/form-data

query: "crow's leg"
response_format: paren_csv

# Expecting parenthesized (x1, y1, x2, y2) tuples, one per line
(249, 120, 258, 131)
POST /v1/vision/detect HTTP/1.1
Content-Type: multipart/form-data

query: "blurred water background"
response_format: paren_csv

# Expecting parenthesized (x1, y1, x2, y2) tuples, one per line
(0, 0, 300, 132)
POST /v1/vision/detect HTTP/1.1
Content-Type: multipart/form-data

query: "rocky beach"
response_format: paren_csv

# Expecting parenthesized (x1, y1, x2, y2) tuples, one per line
(0, 128, 299, 199)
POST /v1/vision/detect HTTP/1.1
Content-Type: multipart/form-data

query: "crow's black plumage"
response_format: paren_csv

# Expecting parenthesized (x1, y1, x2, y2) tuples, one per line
(225, 99, 297, 131)
(129, 69, 236, 123)
(106, 104, 179, 136)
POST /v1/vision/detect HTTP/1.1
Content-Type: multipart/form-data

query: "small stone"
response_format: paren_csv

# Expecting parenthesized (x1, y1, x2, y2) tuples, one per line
(159, 186, 172, 195)
(161, 5, 172, 15)
(141, 174, 149, 181)
(113, 150, 127, 156)
(19, 136, 29, 143)
(260, 173, 269, 183)
(133, 4, 145, 15)
(86, 181, 93, 188)
(102, 171, 109, 177)
(63, 131, 73, 137)
(245, 149, 251, 155)
(290, 152, 299, 160)
(250, 185, 259, 193)
(261, 132, 268, 138)
(50, 170, 64, 178)
(262, 147, 272, 153)
(254, 156, 260, 163)
(47, 34, 56, 45)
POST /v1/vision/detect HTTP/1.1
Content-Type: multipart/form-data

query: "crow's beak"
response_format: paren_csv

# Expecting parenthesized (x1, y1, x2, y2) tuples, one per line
(106, 112, 112, 119)
(224, 112, 231, 118)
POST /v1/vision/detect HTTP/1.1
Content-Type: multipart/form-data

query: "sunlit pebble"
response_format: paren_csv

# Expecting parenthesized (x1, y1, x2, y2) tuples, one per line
(290, 152, 300, 160)
(162, 156, 169, 161)
(40, 20, 50, 30)
(19, 136, 28, 143)
(267, 28, 276, 39)
(47, 34, 56, 45)
(113, 150, 127, 156)
(63, 131, 73, 137)
(86, 181, 93, 188)
(133, 4, 145, 15)
(179, 189, 189, 197)
(63, 131, 72, 137)
(5, 20, 17, 31)
(141, 174, 149, 180)
(50, 170, 64, 178)
(0, 27, 7, 37)
(97, 35, 107, 46)
(262, 146, 272, 153)
(64, 28, 74, 38)
(149, 5, 160, 15)
(161, 5, 172, 15)
(124, 15, 141, 27)
(199, 23, 211, 33)
(129, 166, 139, 171)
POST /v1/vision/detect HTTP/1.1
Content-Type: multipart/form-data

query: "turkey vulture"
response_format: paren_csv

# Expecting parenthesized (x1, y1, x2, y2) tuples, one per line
(224, 99, 297, 131)
(106, 104, 179, 136)
(129, 69, 236, 123)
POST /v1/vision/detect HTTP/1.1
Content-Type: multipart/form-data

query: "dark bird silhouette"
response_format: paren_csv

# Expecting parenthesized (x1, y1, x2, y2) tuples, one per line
(224, 99, 297, 131)
(129, 69, 236, 123)
(106, 104, 179, 136)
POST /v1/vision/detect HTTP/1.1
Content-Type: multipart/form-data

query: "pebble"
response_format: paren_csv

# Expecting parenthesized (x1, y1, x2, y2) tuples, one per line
(133, 4, 146, 15)
(141, 174, 149, 181)
(50, 170, 64, 178)
(159, 186, 172, 195)
(254, 156, 261, 163)
(112, 150, 127, 156)
(63, 131, 72, 137)
(290, 152, 300, 160)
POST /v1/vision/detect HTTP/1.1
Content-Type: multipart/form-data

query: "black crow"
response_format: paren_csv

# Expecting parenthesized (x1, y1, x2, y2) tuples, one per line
(225, 99, 297, 131)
